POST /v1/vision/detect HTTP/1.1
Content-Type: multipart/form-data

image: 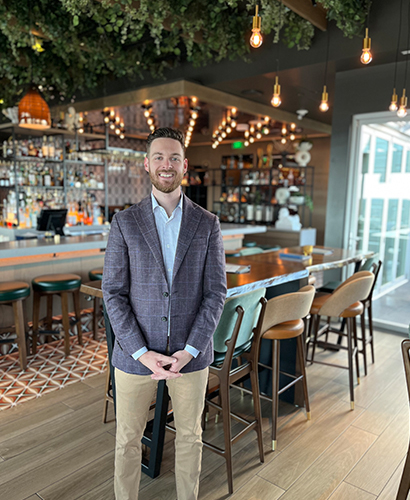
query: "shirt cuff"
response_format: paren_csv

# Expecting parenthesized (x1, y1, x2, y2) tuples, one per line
(185, 344, 200, 358)
(132, 346, 148, 360)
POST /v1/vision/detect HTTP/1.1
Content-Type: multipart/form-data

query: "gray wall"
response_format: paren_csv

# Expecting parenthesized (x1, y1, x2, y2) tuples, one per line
(325, 61, 402, 248)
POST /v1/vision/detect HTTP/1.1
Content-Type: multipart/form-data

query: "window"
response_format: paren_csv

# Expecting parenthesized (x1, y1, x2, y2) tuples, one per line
(374, 138, 388, 182)
(392, 144, 403, 173)
(406, 151, 410, 173)
(368, 199, 384, 255)
(361, 135, 370, 174)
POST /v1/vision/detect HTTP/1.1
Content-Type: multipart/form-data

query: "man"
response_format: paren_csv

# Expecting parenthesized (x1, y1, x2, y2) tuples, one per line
(102, 127, 227, 500)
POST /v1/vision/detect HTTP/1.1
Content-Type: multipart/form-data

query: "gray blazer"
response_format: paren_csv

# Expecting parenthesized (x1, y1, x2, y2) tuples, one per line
(102, 194, 227, 375)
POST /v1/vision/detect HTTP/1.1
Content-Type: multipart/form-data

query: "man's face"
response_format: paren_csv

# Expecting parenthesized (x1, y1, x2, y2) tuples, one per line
(144, 138, 188, 194)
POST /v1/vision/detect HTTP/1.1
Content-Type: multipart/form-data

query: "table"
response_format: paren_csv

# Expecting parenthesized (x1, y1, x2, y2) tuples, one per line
(80, 245, 373, 478)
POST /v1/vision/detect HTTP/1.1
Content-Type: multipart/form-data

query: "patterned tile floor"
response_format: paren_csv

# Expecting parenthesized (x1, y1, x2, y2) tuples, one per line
(0, 322, 108, 411)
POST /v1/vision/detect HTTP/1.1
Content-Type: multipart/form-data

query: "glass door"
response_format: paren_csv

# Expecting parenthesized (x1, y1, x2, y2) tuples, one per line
(348, 116, 410, 331)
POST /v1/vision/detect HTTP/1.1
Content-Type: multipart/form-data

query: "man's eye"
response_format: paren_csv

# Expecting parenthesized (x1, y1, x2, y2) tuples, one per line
(154, 156, 162, 161)
(171, 157, 180, 162)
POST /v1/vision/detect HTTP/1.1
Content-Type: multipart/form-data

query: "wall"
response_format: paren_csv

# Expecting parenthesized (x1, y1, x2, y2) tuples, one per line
(186, 136, 330, 244)
(325, 61, 400, 249)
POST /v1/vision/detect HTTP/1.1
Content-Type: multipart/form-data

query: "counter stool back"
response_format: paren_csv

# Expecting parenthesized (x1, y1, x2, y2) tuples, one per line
(397, 339, 410, 500)
(32, 274, 82, 357)
(0, 281, 30, 371)
(307, 271, 374, 409)
(238, 247, 264, 256)
(203, 287, 267, 495)
(89, 268, 103, 340)
(259, 285, 315, 451)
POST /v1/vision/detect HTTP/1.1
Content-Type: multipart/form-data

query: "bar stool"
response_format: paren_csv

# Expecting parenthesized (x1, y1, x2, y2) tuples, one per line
(203, 287, 266, 494)
(0, 281, 30, 371)
(307, 271, 374, 409)
(32, 274, 82, 356)
(259, 285, 315, 451)
(89, 268, 103, 340)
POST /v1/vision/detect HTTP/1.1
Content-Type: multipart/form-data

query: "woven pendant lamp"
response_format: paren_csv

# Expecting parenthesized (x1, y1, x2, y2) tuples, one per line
(18, 85, 51, 130)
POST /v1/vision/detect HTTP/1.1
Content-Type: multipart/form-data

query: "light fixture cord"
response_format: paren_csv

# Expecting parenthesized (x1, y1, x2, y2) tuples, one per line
(323, 27, 330, 88)
(404, 0, 410, 92)
(393, 0, 404, 90)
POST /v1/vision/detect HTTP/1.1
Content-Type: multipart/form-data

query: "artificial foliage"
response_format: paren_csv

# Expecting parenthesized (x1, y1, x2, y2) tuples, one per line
(0, 0, 371, 109)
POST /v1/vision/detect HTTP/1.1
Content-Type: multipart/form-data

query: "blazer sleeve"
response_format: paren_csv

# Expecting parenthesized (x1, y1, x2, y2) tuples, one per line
(102, 214, 147, 356)
(185, 216, 227, 352)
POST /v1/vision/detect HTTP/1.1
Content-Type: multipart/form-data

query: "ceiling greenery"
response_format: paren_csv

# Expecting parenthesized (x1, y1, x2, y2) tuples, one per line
(0, 0, 371, 109)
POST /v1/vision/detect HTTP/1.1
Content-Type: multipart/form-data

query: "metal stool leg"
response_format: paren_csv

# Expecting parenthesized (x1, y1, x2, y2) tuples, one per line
(271, 339, 280, 451)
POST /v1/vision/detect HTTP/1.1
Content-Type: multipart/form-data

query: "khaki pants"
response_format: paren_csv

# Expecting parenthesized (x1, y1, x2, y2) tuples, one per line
(114, 367, 209, 500)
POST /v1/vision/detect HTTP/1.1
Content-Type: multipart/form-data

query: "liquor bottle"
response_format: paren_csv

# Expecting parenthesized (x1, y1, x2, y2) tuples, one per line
(42, 136, 49, 158)
(28, 140, 37, 157)
(48, 137, 55, 159)
(44, 166, 52, 187)
(2, 141, 7, 158)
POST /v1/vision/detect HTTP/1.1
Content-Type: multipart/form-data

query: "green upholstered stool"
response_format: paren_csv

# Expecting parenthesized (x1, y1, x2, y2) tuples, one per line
(32, 274, 82, 356)
(89, 268, 103, 281)
(88, 268, 103, 339)
(238, 247, 264, 256)
(0, 281, 30, 371)
(204, 287, 266, 494)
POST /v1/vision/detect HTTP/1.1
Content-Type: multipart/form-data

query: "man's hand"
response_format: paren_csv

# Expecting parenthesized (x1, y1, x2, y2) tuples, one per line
(139, 351, 182, 380)
(168, 350, 193, 374)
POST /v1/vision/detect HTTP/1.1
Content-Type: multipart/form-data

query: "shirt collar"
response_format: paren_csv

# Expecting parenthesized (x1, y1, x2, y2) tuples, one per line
(151, 192, 183, 214)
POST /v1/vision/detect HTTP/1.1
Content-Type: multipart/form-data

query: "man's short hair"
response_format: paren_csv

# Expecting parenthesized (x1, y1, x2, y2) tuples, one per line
(146, 127, 185, 156)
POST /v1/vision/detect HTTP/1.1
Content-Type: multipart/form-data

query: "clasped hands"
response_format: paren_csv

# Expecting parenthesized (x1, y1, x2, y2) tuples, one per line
(139, 350, 193, 380)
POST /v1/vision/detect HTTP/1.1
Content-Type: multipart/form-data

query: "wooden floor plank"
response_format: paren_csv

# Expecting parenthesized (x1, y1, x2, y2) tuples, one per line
(81, 372, 107, 388)
(352, 375, 407, 436)
(0, 417, 115, 488)
(63, 384, 107, 410)
(0, 433, 115, 500)
(38, 451, 114, 500)
(345, 406, 409, 496)
(75, 478, 114, 500)
(230, 475, 284, 500)
(274, 426, 377, 500)
(257, 400, 364, 489)
(0, 403, 73, 445)
(377, 457, 406, 500)
(0, 400, 104, 459)
(328, 481, 376, 499)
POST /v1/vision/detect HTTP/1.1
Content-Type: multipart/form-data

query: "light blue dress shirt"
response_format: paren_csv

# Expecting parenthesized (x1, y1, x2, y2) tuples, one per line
(132, 193, 199, 361)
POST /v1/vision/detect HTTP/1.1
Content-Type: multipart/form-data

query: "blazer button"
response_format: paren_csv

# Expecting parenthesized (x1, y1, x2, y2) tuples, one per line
(163, 292, 169, 297)
(161, 316, 167, 322)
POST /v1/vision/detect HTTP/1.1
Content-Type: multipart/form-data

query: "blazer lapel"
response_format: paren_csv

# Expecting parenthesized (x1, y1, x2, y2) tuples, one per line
(131, 196, 167, 280)
(173, 194, 203, 281)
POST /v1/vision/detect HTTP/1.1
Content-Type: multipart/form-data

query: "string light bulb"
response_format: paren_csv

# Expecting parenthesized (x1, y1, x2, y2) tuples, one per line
(281, 137, 286, 144)
(271, 76, 281, 107)
(281, 125, 287, 135)
(397, 89, 408, 117)
(231, 120, 237, 128)
(389, 88, 398, 112)
(249, 136, 255, 143)
(360, 28, 372, 65)
(319, 85, 329, 112)
(244, 140, 250, 147)
(250, 5, 263, 48)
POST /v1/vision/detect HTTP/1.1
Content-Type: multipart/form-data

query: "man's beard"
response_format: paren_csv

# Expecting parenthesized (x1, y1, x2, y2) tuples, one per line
(148, 168, 184, 193)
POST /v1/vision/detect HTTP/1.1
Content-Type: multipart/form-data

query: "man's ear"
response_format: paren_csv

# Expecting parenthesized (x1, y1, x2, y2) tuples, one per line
(183, 158, 188, 173)
(144, 156, 149, 173)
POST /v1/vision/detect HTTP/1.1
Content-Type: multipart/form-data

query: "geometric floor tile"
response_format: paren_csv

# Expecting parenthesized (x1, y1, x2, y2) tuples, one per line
(0, 329, 108, 410)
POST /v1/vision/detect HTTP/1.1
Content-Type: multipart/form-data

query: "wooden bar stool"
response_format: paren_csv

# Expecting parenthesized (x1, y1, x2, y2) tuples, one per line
(259, 285, 315, 451)
(89, 268, 103, 340)
(32, 274, 82, 356)
(307, 271, 374, 409)
(0, 281, 30, 371)
(203, 288, 267, 495)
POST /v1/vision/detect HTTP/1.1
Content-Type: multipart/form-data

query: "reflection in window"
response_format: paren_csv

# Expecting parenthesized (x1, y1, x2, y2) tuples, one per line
(368, 199, 384, 255)
(392, 144, 403, 173)
(387, 199, 398, 231)
(397, 200, 410, 278)
(374, 138, 388, 182)
(406, 151, 410, 173)
(362, 135, 370, 174)
(383, 237, 396, 284)
(356, 199, 366, 251)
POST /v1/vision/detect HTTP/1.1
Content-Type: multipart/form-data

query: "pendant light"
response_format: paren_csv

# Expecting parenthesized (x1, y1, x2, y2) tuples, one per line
(250, 5, 263, 48)
(319, 29, 330, 112)
(360, 28, 372, 65)
(390, 0, 403, 111)
(397, 0, 410, 118)
(271, 75, 281, 107)
(18, 84, 51, 130)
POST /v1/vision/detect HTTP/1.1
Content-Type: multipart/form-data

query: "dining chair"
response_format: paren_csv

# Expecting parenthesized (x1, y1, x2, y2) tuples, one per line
(396, 338, 410, 500)
(203, 287, 267, 495)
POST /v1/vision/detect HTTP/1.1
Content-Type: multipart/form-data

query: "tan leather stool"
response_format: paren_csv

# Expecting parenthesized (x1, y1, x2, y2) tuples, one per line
(259, 285, 315, 451)
(0, 281, 30, 371)
(89, 268, 103, 340)
(32, 274, 82, 356)
(307, 271, 374, 409)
